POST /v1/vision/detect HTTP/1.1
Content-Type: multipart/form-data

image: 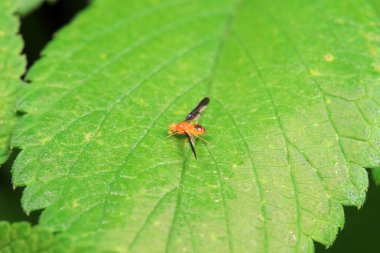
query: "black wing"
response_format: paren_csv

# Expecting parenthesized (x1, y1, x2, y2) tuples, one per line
(185, 97, 210, 121)
(185, 132, 197, 159)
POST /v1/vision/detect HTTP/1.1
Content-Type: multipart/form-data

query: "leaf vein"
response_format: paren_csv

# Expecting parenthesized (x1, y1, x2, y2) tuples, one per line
(233, 35, 302, 251)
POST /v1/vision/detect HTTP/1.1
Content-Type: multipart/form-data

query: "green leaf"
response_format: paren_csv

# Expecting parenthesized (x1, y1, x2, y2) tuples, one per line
(12, 0, 380, 252)
(0, 0, 24, 164)
(370, 0, 380, 15)
(0, 221, 71, 253)
(373, 169, 380, 185)
(14, 0, 58, 16)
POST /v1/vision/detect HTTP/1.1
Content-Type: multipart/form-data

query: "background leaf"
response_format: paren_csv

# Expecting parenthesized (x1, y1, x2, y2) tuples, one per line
(12, 0, 380, 252)
(0, 0, 24, 164)
(15, 0, 58, 16)
(373, 169, 380, 185)
(0, 221, 70, 253)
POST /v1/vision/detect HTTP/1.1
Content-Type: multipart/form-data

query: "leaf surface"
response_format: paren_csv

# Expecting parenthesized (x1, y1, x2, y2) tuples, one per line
(13, 0, 380, 252)
(0, 0, 24, 164)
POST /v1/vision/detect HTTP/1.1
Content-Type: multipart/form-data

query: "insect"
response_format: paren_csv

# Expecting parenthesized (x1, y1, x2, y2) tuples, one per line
(167, 97, 210, 159)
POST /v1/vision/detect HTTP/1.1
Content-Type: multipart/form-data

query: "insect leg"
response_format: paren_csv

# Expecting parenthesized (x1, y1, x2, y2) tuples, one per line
(167, 132, 178, 138)
(185, 132, 197, 159)
(194, 135, 209, 144)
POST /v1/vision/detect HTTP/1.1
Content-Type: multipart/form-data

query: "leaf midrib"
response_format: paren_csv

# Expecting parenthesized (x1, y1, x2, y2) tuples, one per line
(38, 35, 218, 226)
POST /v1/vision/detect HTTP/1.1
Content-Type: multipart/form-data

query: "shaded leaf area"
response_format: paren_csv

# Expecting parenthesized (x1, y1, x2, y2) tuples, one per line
(12, 0, 380, 252)
(0, 0, 24, 164)
(0, 221, 70, 253)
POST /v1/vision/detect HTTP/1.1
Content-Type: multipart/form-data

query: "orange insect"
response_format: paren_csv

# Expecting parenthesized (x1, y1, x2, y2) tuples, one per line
(168, 97, 209, 159)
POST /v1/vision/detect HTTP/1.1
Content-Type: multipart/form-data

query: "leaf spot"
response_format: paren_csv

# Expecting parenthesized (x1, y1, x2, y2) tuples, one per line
(84, 133, 94, 142)
(334, 18, 345, 24)
(99, 53, 107, 60)
(324, 54, 334, 62)
(309, 69, 321, 77)
(373, 64, 380, 73)
(40, 136, 52, 144)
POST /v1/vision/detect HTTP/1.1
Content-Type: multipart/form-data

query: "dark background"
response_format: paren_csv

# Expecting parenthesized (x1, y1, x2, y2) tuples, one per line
(0, 0, 378, 252)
